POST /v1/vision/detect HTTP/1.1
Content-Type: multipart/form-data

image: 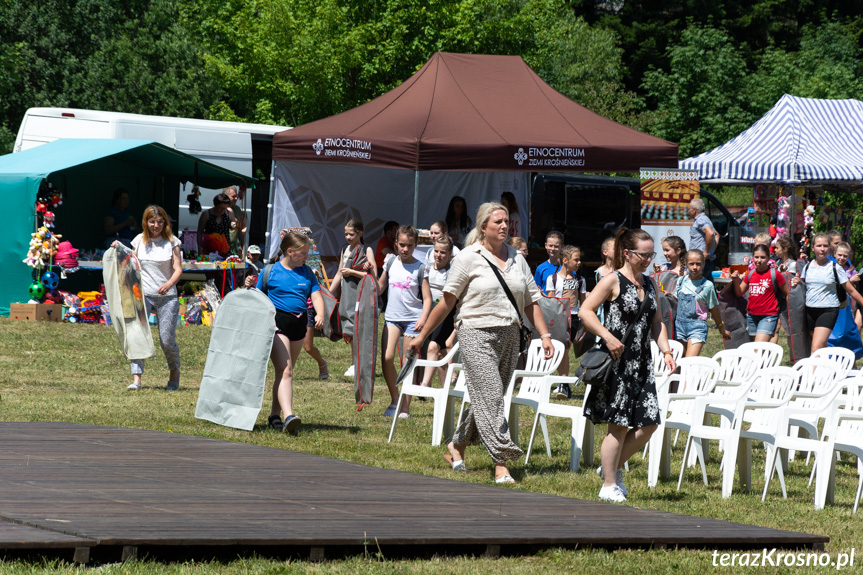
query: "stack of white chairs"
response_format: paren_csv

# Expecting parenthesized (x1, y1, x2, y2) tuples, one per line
(505, 339, 565, 446)
(764, 375, 863, 511)
(678, 366, 800, 498)
(388, 343, 462, 445)
(646, 357, 720, 487)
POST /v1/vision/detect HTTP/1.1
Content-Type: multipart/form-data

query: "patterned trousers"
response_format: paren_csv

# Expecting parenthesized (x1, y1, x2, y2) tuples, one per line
(131, 294, 180, 375)
(451, 325, 523, 464)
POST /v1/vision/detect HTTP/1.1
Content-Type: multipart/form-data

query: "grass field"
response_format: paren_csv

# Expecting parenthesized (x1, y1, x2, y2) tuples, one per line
(0, 318, 860, 574)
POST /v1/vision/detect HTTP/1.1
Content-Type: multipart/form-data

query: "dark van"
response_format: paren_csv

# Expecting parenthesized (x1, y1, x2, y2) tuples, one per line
(528, 173, 747, 286)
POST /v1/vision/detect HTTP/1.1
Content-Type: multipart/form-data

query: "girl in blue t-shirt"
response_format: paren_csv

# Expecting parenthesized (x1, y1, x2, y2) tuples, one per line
(257, 231, 325, 434)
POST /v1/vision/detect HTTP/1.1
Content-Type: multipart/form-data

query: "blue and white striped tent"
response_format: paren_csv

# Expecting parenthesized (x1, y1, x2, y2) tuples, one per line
(679, 94, 863, 183)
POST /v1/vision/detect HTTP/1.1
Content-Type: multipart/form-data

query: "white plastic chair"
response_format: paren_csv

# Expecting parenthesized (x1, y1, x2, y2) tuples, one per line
(812, 378, 863, 511)
(706, 348, 763, 459)
(738, 341, 783, 369)
(445, 363, 471, 432)
(505, 339, 565, 446)
(524, 376, 595, 471)
(762, 376, 849, 507)
(650, 340, 684, 389)
(707, 348, 761, 423)
(811, 347, 856, 380)
(678, 366, 799, 498)
(642, 341, 683, 460)
(784, 357, 842, 463)
(388, 343, 461, 445)
(646, 357, 720, 487)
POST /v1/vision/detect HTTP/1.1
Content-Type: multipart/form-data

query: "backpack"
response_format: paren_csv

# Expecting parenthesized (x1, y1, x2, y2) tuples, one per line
(261, 263, 275, 293)
(384, 256, 426, 301)
(802, 261, 847, 308)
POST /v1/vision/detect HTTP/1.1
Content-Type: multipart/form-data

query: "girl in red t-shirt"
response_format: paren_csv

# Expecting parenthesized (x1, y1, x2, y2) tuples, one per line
(731, 244, 790, 342)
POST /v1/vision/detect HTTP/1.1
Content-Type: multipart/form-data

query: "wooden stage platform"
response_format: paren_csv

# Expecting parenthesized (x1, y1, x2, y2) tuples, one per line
(0, 423, 827, 563)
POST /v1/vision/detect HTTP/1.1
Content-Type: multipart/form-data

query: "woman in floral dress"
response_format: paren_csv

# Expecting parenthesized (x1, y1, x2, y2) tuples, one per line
(578, 228, 676, 503)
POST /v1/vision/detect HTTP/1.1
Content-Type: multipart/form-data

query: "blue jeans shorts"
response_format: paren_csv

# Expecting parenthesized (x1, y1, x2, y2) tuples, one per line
(747, 313, 779, 336)
(386, 319, 420, 337)
(675, 319, 708, 344)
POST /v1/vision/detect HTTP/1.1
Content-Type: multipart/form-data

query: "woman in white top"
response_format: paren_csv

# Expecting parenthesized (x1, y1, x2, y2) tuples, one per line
(791, 232, 863, 354)
(408, 202, 553, 485)
(122, 205, 183, 390)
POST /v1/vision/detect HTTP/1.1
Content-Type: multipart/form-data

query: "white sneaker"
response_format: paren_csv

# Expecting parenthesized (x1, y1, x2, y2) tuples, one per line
(127, 382, 141, 390)
(596, 466, 628, 496)
(598, 484, 627, 503)
(344, 365, 355, 378)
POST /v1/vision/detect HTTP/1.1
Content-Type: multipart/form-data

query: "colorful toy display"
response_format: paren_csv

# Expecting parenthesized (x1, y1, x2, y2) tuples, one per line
(22, 181, 66, 304)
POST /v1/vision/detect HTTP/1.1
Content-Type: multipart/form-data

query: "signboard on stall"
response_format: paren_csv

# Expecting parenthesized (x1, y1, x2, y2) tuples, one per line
(639, 168, 700, 270)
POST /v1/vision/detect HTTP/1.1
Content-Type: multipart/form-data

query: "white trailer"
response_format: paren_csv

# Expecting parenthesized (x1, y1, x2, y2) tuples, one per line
(14, 107, 289, 245)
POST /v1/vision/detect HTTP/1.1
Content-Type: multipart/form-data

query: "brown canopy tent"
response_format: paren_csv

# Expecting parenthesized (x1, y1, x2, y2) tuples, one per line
(268, 52, 677, 258)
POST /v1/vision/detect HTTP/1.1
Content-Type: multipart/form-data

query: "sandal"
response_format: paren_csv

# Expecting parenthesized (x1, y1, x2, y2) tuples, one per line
(494, 474, 516, 484)
(443, 453, 467, 472)
(318, 360, 329, 381)
(267, 414, 283, 431)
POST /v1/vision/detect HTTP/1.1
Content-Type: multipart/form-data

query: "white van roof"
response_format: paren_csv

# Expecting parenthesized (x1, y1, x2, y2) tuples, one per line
(19, 107, 290, 138)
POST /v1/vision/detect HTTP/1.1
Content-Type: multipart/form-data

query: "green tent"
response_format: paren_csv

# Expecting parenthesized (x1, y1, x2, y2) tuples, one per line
(0, 139, 255, 316)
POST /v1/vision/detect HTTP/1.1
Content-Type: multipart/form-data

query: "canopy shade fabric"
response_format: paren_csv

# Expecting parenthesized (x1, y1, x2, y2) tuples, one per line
(0, 139, 256, 188)
(273, 52, 678, 173)
(0, 139, 253, 315)
(679, 95, 863, 184)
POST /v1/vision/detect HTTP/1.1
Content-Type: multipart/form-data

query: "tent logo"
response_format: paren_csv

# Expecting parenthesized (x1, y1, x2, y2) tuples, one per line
(312, 139, 324, 155)
(514, 148, 528, 165)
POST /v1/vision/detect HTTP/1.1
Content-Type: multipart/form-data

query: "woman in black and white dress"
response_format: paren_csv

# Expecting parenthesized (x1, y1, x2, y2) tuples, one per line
(579, 227, 675, 503)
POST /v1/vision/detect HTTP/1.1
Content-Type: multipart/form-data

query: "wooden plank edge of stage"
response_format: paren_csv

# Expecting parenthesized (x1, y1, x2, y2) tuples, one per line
(0, 423, 830, 564)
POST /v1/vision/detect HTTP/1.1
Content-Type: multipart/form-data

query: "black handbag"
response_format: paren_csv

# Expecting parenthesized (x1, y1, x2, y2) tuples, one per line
(576, 281, 650, 385)
(482, 256, 533, 353)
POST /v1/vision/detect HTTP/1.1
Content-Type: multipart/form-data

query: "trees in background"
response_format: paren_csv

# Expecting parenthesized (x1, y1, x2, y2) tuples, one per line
(181, 0, 637, 128)
(0, 0, 861, 162)
(640, 19, 863, 158)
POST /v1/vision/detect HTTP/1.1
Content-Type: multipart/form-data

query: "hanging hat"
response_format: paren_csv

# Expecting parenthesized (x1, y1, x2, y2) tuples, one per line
(55, 241, 79, 268)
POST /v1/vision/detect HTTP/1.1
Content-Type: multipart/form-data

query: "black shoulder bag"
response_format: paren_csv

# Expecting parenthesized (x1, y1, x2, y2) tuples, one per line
(482, 256, 533, 353)
(576, 278, 651, 386)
